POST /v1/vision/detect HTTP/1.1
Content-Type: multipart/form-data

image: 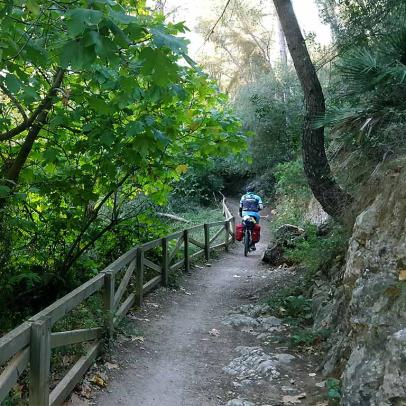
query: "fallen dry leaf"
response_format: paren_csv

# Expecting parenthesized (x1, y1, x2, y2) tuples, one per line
(90, 374, 107, 388)
(209, 328, 220, 337)
(399, 270, 406, 281)
(282, 393, 306, 404)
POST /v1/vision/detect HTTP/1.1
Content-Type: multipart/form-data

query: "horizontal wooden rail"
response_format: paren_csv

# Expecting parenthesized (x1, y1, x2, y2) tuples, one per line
(141, 238, 162, 251)
(0, 322, 31, 366)
(166, 230, 184, 240)
(0, 197, 235, 406)
(51, 328, 102, 349)
(106, 246, 138, 274)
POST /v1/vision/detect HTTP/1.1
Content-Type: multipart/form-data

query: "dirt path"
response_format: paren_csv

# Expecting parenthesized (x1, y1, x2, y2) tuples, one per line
(87, 203, 325, 406)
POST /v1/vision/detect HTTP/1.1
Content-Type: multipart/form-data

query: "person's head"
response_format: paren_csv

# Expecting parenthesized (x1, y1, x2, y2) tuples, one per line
(246, 187, 254, 194)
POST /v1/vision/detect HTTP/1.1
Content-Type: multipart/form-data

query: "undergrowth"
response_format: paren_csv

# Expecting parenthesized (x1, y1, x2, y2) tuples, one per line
(265, 223, 348, 349)
(265, 287, 332, 348)
(285, 223, 349, 284)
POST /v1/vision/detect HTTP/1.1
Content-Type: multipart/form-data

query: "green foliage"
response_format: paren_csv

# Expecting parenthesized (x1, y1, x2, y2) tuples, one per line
(265, 286, 308, 320)
(285, 224, 349, 276)
(171, 153, 249, 206)
(0, 0, 243, 329)
(171, 165, 225, 207)
(326, 377, 341, 402)
(315, 1, 406, 197)
(234, 68, 303, 192)
(274, 160, 310, 197)
(271, 159, 312, 227)
(176, 206, 224, 226)
(264, 224, 349, 349)
(53, 295, 104, 332)
(0, 384, 27, 406)
(319, 20, 406, 160)
(265, 287, 331, 348)
(290, 326, 331, 347)
(317, 0, 405, 48)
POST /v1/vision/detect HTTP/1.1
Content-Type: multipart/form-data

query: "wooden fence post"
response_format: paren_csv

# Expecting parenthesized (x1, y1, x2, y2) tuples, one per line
(135, 247, 144, 306)
(103, 272, 115, 338)
(204, 223, 210, 261)
(183, 229, 190, 272)
(224, 220, 229, 251)
(161, 237, 169, 287)
(231, 217, 236, 243)
(29, 318, 51, 406)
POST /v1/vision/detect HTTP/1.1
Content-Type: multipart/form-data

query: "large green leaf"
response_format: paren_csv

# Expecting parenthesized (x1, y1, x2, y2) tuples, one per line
(150, 27, 188, 54)
(139, 47, 179, 86)
(66, 8, 104, 37)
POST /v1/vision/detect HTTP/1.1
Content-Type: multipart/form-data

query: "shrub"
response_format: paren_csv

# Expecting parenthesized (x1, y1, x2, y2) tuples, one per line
(271, 159, 312, 227)
(285, 223, 349, 278)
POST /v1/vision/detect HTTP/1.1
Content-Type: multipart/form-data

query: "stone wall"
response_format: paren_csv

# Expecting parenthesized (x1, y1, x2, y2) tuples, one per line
(314, 158, 406, 405)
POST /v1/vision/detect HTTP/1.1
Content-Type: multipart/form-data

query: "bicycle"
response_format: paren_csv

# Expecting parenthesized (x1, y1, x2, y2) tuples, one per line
(242, 216, 256, 257)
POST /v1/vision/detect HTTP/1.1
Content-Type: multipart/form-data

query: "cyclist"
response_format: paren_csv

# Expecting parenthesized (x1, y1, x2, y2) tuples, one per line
(239, 188, 263, 250)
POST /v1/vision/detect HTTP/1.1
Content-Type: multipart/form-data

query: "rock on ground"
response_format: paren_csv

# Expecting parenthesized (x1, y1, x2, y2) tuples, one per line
(223, 346, 280, 382)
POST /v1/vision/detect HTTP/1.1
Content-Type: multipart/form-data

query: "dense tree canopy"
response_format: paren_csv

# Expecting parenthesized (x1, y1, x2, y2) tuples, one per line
(0, 0, 243, 327)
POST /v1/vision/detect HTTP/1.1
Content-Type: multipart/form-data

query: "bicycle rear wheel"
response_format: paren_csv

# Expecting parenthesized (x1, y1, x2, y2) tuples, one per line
(244, 231, 250, 257)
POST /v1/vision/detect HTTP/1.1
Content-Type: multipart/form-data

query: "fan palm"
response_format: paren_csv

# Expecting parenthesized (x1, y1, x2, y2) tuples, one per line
(320, 20, 406, 153)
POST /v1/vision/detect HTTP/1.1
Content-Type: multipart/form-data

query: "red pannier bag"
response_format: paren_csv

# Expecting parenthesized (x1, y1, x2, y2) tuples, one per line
(236, 223, 244, 241)
(252, 224, 261, 243)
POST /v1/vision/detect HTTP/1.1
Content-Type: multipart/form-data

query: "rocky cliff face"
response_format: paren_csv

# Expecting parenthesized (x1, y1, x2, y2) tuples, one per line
(314, 158, 406, 405)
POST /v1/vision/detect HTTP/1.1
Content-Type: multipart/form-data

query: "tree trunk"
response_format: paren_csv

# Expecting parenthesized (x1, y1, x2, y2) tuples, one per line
(272, 0, 352, 219)
(277, 19, 287, 66)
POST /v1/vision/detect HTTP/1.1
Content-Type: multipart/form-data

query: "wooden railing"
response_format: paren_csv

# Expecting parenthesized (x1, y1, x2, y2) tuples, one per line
(0, 198, 234, 406)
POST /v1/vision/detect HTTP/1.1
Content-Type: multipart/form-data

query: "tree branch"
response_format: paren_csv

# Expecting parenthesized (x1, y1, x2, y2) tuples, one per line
(4, 68, 65, 184)
(61, 170, 135, 270)
(0, 68, 64, 142)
